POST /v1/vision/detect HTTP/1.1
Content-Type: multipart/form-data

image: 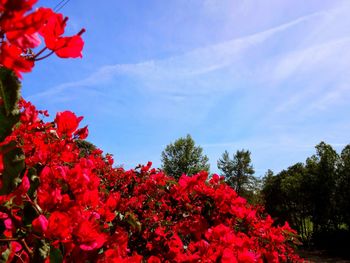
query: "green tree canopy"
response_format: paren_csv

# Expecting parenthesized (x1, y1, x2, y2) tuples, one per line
(161, 134, 210, 179)
(217, 149, 255, 196)
(261, 141, 350, 248)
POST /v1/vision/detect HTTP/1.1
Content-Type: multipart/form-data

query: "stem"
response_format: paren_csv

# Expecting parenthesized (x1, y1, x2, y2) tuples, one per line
(15, 253, 25, 263)
(77, 28, 86, 36)
(24, 194, 42, 215)
(34, 51, 55, 61)
(33, 47, 47, 59)
(20, 238, 33, 256)
(0, 238, 18, 242)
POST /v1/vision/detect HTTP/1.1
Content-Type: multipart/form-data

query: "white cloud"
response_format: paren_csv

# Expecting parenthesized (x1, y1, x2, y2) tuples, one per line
(29, 9, 324, 100)
(266, 37, 350, 83)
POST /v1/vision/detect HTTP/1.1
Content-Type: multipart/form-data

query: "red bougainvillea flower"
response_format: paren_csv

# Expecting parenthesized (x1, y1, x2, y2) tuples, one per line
(46, 211, 73, 240)
(53, 35, 85, 58)
(55, 110, 83, 137)
(32, 215, 48, 234)
(6, 241, 23, 263)
(2, 7, 50, 47)
(0, 153, 3, 174)
(0, 43, 34, 77)
(0, 0, 38, 14)
(0, 3, 85, 77)
(38, 8, 85, 58)
(74, 125, 89, 139)
(76, 220, 107, 251)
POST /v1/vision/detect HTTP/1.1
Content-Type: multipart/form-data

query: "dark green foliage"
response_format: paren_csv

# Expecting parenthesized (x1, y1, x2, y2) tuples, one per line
(0, 68, 21, 116)
(161, 134, 210, 179)
(0, 141, 25, 195)
(76, 139, 97, 158)
(307, 142, 339, 233)
(217, 149, 257, 198)
(0, 68, 21, 142)
(337, 145, 350, 228)
(262, 141, 350, 254)
(0, 103, 20, 142)
(262, 164, 313, 243)
(0, 67, 21, 142)
(0, 69, 24, 195)
(50, 247, 63, 263)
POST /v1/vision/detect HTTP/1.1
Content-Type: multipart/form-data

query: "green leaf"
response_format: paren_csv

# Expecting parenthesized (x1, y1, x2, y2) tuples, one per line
(27, 167, 40, 198)
(0, 68, 21, 142)
(0, 104, 20, 142)
(23, 202, 39, 226)
(49, 247, 63, 263)
(36, 240, 50, 260)
(0, 141, 25, 195)
(0, 68, 21, 116)
(125, 212, 142, 232)
(1, 248, 11, 262)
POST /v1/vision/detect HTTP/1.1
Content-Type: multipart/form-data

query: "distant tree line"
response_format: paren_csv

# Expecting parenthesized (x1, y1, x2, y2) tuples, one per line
(261, 142, 350, 254)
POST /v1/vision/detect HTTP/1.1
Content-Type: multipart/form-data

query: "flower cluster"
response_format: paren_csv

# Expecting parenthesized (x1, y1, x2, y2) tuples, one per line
(0, 0, 85, 77)
(0, 101, 303, 262)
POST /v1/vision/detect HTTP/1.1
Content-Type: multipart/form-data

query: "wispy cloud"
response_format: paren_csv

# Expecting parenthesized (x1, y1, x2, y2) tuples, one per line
(29, 9, 325, 100)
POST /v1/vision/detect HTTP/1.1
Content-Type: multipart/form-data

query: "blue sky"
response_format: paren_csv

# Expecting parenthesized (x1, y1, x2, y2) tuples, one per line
(23, 0, 350, 176)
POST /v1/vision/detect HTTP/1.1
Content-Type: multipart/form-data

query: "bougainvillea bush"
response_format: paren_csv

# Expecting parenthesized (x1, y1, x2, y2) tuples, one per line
(0, 102, 302, 262)
(0, 1, 303, 262)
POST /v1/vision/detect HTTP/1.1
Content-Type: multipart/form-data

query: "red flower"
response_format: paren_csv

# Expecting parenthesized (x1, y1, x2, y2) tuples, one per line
(46, 212, 72, 240)
(54, 35, 85, 58)
(74, 125, 89, 139)
(147, 256, 161, 263)
(32, 215, 48, 234)
(55, 111, 83, 137)
(76, 220, 107, 251)
(0, 43, 34, 77)
(6, 241, 23, 263)
(0, 153, 3, 174)
(0, 0, 37, 13)
(38, 9, 85, 58)
(3, 8, 51, 47)
(0, 4, 84, 77)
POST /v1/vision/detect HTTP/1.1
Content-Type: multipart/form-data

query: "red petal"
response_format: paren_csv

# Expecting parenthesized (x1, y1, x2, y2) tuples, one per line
(0, 43, 34, 78)
(54, 35, 84, 58)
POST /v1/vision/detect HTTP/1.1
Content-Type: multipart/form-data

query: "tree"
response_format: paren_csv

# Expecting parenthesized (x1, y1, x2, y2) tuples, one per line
(161, 134, 209, 179)
(261, 142, 350, 249)
(307, 142, 339, 233)
(336, 144, 350, 227)
(262, 164, 313, 243)
(217, 149, 255, 196)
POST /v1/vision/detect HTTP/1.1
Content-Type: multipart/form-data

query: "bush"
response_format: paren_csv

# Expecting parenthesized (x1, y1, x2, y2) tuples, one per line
(0, 101, 302, 262)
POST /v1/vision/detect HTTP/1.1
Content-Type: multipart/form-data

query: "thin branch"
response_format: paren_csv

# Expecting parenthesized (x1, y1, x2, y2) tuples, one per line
(33, 47, 47, 59)
(0, 238, 18, 242)
(34, 51, 55, 61)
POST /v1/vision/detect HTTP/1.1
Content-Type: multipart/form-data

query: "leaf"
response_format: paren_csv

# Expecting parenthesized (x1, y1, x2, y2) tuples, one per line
(1, 248, 11, 262)
(50, 247, 63, 263)
(125, 212, 142, 232)
(38, 241, 50, 259)
(0, 67, 21, 116)
(0, 104, 20, 142)
(27, 167, 39, 198)
(0, 68, 21, 142)
(23, 202, 39, 226)
(0, 141, 25, 195)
